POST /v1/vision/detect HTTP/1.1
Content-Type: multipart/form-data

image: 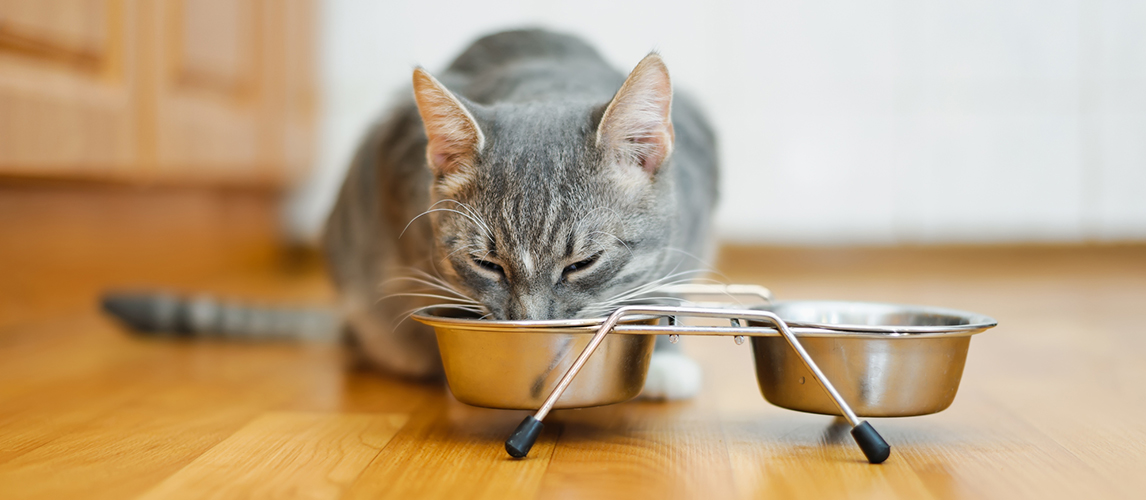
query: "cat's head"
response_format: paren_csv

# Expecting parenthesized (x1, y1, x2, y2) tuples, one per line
(413, 54, 679, 320)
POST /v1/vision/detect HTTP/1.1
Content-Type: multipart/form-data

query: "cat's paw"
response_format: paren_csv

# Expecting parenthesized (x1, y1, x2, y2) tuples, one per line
(640, 351, 702, 400)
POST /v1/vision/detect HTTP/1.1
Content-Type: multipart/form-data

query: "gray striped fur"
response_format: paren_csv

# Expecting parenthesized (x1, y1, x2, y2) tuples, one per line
(323, 29, 719, 378)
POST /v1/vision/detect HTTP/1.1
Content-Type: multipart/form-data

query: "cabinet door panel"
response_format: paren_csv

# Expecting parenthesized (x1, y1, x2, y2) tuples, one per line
(175, 0, 255, 95)
(0, 0, 108, 59)
(153, 0, 263, 182)
(0, 0, 314, 186)
(269, 0, 316, 183)
(0, 0, 137, 175)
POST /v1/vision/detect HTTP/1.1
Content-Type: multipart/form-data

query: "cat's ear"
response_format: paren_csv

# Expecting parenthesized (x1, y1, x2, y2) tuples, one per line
(597, 53, 675, 175)
(412, 67, 485, 178)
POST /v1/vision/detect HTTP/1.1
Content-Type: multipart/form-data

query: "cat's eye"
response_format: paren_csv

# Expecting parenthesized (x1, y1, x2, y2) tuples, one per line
(472, 258, 504, 276)
(562, 254, 600, 276)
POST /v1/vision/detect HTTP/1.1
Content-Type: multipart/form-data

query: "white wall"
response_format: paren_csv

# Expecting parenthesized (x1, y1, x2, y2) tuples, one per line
(286, 0, 1146, 245)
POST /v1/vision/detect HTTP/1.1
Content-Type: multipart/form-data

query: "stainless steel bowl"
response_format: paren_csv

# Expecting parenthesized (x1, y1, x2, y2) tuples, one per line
(414, 299, 997, 417)
(749, 301, 997, 417)
(413, 306, 658, 410)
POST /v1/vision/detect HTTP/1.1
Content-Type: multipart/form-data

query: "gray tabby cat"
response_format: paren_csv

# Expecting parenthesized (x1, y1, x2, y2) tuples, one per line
(323, 29, 718, 398)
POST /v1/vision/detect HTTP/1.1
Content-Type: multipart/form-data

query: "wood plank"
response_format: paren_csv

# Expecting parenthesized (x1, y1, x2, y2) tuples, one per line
(0, 391, 284, 500)
(139, 412, 406, 500)
(708, 244, 1146, 500)
(0, 242, 1143, 499)
(344, 397, 559, 500)
(535, 393, 738, 500)
(0, 318, 351, 498)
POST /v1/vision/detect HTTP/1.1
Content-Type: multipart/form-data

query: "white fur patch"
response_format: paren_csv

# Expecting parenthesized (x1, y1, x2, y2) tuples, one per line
(606, 160, 654, 201)
(640, 351, 702, 400)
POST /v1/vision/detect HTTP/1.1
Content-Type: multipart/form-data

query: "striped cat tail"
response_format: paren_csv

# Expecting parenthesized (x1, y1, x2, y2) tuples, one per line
(100, 291, 339, 341)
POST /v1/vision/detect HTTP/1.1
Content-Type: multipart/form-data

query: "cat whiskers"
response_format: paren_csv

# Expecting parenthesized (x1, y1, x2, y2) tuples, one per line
(380, 274, 477, 304)
(605, 269, 712, 302)
(397, 268, 475, 297)
(389, 302, 487, 330)
(579, 296, 690, 317)
(400, 199, 494, 240)
(443, 243, 479, 262)
(580, 270, 727, 317)
(588, 230, 633, 257)
(658, 247, 749, 306)
(378, 267, 490, 328)
(380, 292, 481, 305)
(435, 199, 495, 239)
(663, 246, 731, 283)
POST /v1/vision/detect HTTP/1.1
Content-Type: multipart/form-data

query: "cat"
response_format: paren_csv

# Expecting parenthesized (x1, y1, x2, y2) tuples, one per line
(321, 29, 718, 399)
(100, 29, 718, 400)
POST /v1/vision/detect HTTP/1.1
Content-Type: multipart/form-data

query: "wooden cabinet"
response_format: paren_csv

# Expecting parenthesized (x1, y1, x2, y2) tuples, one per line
(0, 0, 138, 177)
(0, 0, 315, 187)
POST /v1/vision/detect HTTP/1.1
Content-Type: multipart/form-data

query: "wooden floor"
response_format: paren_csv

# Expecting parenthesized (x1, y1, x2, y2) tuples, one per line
(2, 242, 1145, 499)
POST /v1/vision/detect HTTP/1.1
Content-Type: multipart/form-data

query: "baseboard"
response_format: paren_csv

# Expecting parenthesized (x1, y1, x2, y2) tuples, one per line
(0, 182, 291, 327)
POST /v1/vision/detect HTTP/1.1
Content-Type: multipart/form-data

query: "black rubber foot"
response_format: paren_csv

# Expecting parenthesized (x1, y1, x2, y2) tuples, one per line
(850, 420, 891, 464)
(505, 415, 544, 458)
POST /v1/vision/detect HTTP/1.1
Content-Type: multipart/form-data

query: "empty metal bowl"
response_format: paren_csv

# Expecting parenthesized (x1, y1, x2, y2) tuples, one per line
(413, 306, 658, 410)
(749, 301, 997, 417)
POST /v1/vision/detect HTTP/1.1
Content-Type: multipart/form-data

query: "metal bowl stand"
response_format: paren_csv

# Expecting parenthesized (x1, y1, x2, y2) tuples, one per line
(503, 299, 892, 464)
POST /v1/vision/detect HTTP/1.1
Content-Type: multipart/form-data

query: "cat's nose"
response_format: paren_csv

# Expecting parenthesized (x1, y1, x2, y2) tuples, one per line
(506, 293, 553, 320)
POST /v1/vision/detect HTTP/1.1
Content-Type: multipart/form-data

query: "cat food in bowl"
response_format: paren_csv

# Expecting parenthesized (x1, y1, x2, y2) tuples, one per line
(412, 306, 658, 410)
(749, 301, 997, 417)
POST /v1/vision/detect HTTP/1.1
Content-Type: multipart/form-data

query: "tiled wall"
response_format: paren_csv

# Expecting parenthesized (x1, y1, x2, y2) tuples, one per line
(288, 0, 1146, 245)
